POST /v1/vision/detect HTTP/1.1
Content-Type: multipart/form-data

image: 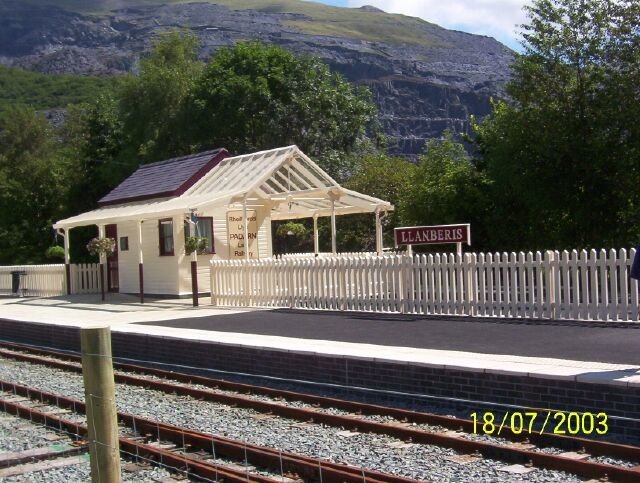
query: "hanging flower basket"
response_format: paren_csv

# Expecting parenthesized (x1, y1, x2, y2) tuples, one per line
(185, 236, 208, 255)
(86, 237, 116, 258)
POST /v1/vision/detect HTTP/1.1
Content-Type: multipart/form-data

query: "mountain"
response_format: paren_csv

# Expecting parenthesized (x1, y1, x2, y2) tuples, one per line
(0, 0, 514, 156)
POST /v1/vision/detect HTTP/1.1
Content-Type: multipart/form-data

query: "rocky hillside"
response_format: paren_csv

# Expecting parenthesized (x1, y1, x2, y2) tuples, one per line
(0, 0, 514, 156)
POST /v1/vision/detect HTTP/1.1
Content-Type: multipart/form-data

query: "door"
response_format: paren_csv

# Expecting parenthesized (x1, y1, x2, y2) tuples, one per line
(105, 224, 119, 292)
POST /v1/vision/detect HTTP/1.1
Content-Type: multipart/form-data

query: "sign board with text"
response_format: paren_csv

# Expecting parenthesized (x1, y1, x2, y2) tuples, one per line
(227, 210, 259, 259)
(394, 224, 471, 247)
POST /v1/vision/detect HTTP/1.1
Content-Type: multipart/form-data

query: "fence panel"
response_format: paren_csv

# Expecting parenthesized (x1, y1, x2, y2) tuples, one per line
(0, 264, 66, 297)
(70, 263, 101, 294)
(210, 249, 640, 321)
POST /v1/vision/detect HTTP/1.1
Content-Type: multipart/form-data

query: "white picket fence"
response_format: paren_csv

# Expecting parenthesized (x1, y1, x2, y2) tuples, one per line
(0, 263, 101, 297)
(210, 248, 640, 322)
(70, 263, 101, 294)
(278, 252, 381, 259)
(0, 264, 66, 297)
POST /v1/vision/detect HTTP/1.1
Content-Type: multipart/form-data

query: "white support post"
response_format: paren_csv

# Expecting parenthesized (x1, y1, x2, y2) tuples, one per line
(313, 214, 319, 256)
(189, 218, 198, 263)
(63, 228, 71, 295)
(98, 224, 106, 301)
(64, 230, 71, 264)
(189, 216, 199, 307)
(457, 242, 462, 256)
(375, 209, 382, 256)
(330, 199, 337, 255)
(137, 221, 144, 304)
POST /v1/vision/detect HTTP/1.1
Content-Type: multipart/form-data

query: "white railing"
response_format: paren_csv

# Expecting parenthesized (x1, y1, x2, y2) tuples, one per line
(0, 264, 66, 297)
(277, 252, 382, 259)
(210, 248, 640, 322)
(0, 263, 102, 297)
(70, 263, 101, 294)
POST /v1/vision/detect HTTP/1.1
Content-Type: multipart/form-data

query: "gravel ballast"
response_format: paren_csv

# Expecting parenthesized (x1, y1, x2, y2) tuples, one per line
(0, 356, 591, 482)
(0, 411, 173, 482)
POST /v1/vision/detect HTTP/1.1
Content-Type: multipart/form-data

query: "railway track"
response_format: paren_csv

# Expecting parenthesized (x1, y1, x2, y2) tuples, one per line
(1, 382, 412, 483)
(1, 340, 640, 482)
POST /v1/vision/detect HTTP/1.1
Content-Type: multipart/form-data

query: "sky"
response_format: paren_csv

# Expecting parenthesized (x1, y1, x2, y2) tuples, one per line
(313, 0, 528, 50)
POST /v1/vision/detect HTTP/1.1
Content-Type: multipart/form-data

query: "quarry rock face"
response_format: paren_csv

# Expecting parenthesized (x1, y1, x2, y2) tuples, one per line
(0, 1, 513, 156)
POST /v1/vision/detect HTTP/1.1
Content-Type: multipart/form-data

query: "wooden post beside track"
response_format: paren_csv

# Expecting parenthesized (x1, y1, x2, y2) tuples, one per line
(80, 326, 121, 483)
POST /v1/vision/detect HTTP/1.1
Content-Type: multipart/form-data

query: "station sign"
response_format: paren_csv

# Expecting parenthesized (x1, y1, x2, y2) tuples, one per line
(394, 224, 470, 247)
(227, 210, 259, 259)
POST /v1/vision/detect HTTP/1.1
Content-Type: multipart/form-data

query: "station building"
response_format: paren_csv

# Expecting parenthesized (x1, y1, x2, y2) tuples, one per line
(53, 146, 392, 298)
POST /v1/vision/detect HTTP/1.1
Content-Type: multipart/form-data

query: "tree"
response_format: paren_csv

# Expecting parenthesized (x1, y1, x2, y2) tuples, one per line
(0, 106, 66, 263)
(119, 30, 203, 162)
(401, 132, 490, 249)
(190, 41, 376, 177)
(62, 32, 201, 212)
(344, 149, 416, 250)
(474, 0, 640, 250)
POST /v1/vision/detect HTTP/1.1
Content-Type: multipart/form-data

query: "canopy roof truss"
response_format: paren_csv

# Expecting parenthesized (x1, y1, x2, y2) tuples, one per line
(54, 145, 393, 229)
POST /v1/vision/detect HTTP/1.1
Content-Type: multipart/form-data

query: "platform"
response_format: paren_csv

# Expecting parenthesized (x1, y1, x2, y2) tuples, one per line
(1, 294, 640, 387)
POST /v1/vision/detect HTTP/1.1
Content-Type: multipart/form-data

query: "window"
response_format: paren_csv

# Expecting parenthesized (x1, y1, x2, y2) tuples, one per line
(158, 219, 174, 256)
(120, 236, 129, 251)
(184, 217, 215, 254)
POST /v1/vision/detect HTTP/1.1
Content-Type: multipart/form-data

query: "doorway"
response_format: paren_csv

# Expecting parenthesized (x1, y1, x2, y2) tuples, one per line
(105, 224, 119, 292)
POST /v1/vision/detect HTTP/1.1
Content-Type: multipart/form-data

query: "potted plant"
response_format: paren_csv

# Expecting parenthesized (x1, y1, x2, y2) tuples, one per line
(185, 236, 208, 255)
(86, 237, 116, 258)
(86, 237, 115, 301)
(45, 245, 65, 262)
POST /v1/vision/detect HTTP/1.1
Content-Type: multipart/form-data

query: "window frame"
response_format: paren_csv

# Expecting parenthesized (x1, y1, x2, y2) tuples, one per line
(184, 216, 215, 255)
(158, 218, 175, 256)
(120, 236, 129, 252)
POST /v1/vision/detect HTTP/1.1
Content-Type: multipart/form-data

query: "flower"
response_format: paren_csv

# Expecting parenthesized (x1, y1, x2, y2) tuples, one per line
(86, 237, 116, 257)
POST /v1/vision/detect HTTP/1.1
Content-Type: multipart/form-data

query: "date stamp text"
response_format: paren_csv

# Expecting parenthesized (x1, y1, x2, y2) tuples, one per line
(470, 411, 608, 436)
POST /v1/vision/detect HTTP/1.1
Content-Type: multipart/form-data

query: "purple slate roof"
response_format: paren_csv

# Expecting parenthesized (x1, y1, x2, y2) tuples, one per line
(98, 149, 229, 206)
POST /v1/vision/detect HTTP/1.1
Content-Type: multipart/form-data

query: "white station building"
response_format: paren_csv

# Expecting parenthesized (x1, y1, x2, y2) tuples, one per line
(53, 146, 393, 298)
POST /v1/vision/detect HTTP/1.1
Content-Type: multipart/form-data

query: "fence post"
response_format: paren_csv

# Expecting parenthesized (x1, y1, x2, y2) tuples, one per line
(545, 250, 556, 319)
(288, 259, 294, 309)
(466, 253, 475, 316)
(80, 326, 121, 483)
(404, 254, 413, 314)
(339, 257, 346, 311)
(210, 261, 217, 306)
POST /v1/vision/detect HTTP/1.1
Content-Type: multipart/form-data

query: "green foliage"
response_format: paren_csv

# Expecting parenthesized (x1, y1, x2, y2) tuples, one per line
(273, 221, 312, 254)
(400, 132, 490, 249)
(68, 35, 375, 188)
(0, 65, 115, 111)
(0, 105, 66, 263)
(184, 236, 208, 255)
(344, 149, 416, 250)
(190, 41, 376, 171)
(473, 0, 640, 250)
(276, 222, 307, 238)
(119, 31, 203, 162)
(62, 93, 128, 210)
(0, 32, 378, 264)
(45, 245, 65, 261)
(185, 235, 206, 256)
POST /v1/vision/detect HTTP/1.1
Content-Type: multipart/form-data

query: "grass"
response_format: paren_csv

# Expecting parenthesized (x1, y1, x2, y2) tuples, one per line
(23, 0, 448, 46)
(0, 65, 117, 110)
